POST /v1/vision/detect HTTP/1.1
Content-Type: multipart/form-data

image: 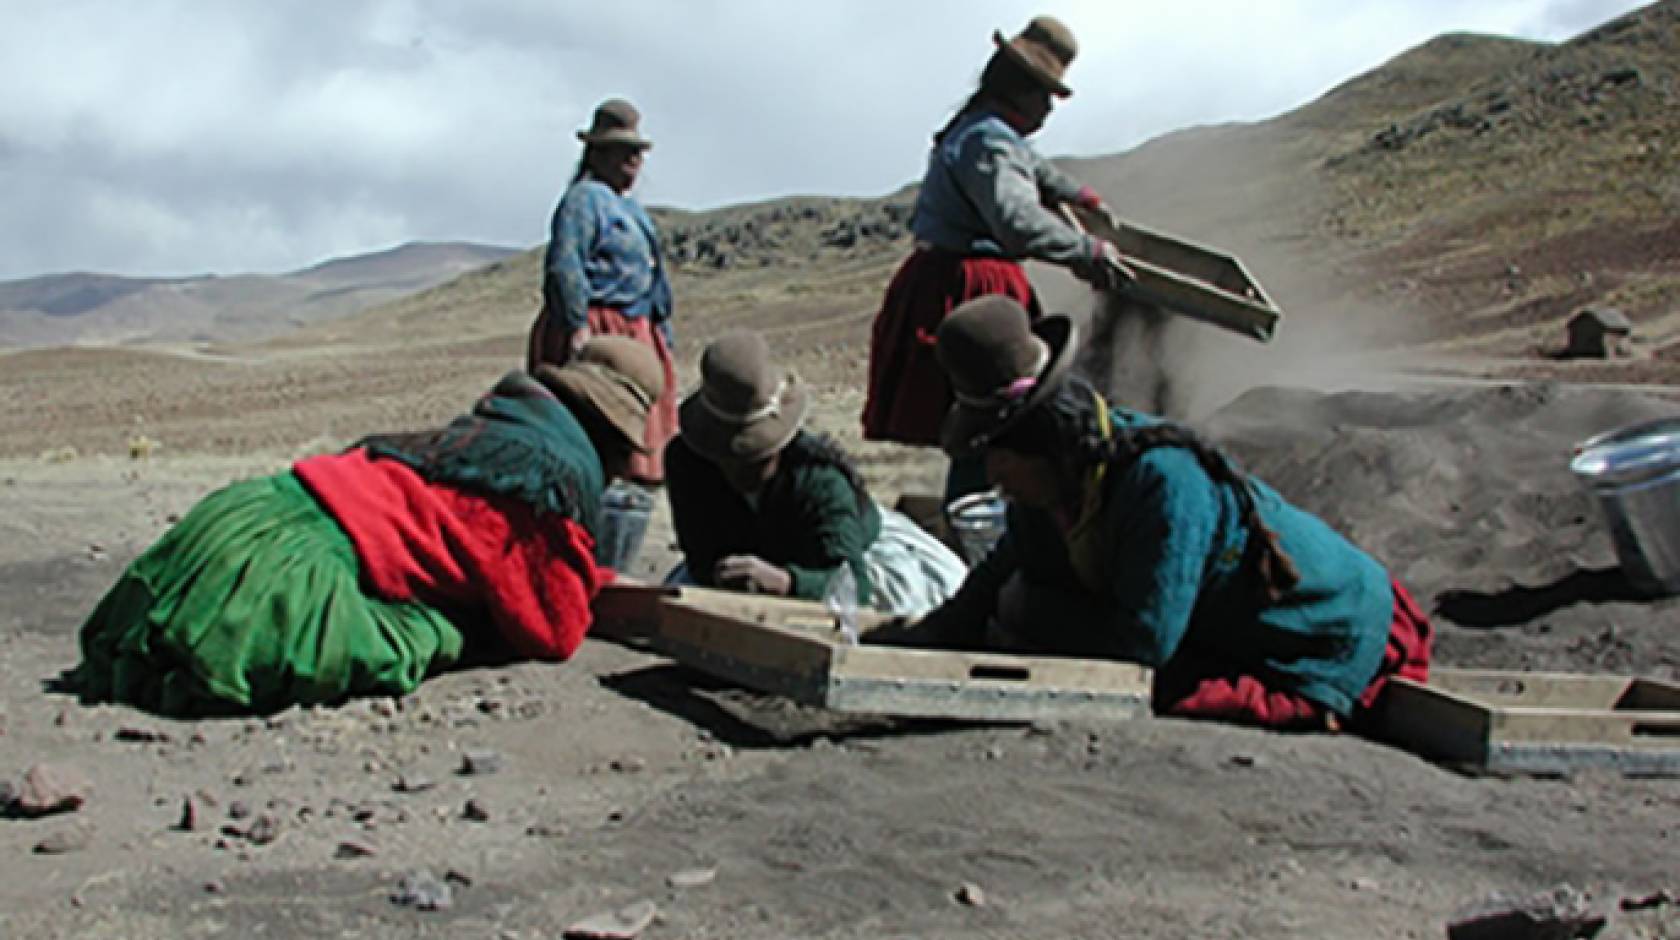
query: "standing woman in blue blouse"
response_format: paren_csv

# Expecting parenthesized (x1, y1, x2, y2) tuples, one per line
(528, 98, 677, 484)
(862, 16, 1133, 502)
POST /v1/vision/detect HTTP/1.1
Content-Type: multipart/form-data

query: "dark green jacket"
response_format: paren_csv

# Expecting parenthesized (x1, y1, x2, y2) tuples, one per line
(665, 432, 882, 602)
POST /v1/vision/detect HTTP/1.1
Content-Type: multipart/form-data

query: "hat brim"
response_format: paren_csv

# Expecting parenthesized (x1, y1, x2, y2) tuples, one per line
(992, 30, 1073, 98)
(679, 380, 810, 464)
(541, 366, 653, 455)
(577, 129, 653, 149)
(939, 314, 1078, 457)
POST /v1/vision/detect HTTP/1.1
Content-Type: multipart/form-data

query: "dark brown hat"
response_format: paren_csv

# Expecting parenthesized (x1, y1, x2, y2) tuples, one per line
(679, 332, 810, 463)
(535, 336, 664, 454)
(991, 15, 1077, 98)
(577, 98, 652, 149)
(936, 295, 1078, 456)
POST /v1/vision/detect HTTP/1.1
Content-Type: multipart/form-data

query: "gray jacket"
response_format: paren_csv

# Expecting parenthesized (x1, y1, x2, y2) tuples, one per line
(909, 109, 1099, 266)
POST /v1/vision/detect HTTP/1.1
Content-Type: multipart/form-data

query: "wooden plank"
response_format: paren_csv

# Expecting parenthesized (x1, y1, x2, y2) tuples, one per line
(1066, 204, 1282, 342)
(1428, 667, 1636, 709)
(603, 585, 1156, 722)
(1380, 671, 1680, 775)
(1380, 678, 1493, 765)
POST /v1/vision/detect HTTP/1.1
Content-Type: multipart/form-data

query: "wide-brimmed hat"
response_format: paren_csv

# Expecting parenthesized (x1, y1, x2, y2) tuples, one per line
(679, 332, 810, 463)
(937, 295, 1079, 456)
(576, 98, 652, 149)
(991, 15, 1077, 98)
(535, 336, 664, 454)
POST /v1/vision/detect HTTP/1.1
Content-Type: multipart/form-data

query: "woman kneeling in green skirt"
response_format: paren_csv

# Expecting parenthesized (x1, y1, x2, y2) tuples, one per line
(69, 337, 664, 717)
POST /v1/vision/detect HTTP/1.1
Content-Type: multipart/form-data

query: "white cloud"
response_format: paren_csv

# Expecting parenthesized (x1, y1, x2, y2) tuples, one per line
(0, 0, 1652, 278)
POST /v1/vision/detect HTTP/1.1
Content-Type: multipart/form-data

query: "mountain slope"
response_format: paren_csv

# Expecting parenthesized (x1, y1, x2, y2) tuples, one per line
(0, 241, 518, 347)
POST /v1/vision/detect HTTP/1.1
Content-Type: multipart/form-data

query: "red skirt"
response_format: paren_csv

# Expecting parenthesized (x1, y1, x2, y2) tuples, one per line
(861, 249, 1040, 446)
(1153, 580, 1434, 731)
(528, 303, 677, 485)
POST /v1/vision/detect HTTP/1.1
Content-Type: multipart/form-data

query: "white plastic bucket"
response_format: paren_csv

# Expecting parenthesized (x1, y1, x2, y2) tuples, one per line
(595, 482, 655, 571)
(1570, 417, 1680, 596)
(945, 491, 1008, 566)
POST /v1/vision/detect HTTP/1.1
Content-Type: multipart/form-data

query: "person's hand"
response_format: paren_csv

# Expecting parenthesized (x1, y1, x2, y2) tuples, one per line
(714, 555, 793, 597)
(1073, 240, 1136, 293)
(561, 325, 593, 362)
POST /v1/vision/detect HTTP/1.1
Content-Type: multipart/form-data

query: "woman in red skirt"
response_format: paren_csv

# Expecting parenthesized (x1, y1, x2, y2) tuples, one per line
(862, 15, 1134, 500)
(529, 98, 677, 485)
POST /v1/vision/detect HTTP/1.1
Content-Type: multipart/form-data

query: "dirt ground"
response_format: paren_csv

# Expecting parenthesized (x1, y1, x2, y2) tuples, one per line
(4, 364, 1680, 938)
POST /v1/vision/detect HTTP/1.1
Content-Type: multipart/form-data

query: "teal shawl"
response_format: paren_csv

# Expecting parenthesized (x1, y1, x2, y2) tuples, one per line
(358, 371, 605, 535)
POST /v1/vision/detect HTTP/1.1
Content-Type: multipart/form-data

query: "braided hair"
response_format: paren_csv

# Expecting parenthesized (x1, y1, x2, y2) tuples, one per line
(933, 50, 1049, 145)
(992, 376, 1301, 604)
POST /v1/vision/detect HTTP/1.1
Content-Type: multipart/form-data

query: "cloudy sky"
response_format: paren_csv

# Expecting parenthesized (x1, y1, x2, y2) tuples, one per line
(0, 0, 1651, 280)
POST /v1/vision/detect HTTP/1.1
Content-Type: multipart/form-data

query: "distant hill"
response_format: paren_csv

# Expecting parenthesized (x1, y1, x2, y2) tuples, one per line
(0, 241, 518, 348)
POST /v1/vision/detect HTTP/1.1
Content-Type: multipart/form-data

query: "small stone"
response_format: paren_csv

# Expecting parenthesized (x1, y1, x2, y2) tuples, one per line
(392, 869, 453, 911)
(1447, 884, 1607, 940)
(394, 774, 436, 794)
(955, 882, 986, 907)
(177, 796, 200, 831)
(1350, 877, 1379, 892)
(228, 800, 251, 821)
(245, 813, 281, 846)
(1620, 890, 1674, 912)
(203, 880, 226, 894)
(667, 867, 716, 889)
(444, 868, 473, 888)
(115, 726, 171, 744)
(1230, 753, 1259, 768)
(608, 757, 645, 774)
(563, 899, 659, 939)
(462, 799, 490, 822)
(14, 764, 93, 817)
(335, 838, 379, 859)
(33, 826, 92, 855)
(460, 749, 503, 776)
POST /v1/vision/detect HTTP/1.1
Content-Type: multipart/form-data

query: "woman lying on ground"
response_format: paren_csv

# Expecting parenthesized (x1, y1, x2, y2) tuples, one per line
(664, 332, 968, 618)
(70, 337, 664, 717)
(886, 296, 1432, 730)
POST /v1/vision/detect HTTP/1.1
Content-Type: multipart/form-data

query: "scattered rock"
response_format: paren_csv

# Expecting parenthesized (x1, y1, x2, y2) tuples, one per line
(564, 899, 659, 939)
(391, 870, 453, 911)
(1350, 877, 1380, 892)
(394, 774, 436, 794)
(955, 882, 987, 907)
(667, 867, 716, 889)
(176, 795, 200, 831)
(1620, 890, 1673, 912)
(462, 798, 490, 822)
(114, 726, 171, 743)
(33, 826, 92, 855)
(335, 838, 379, 859)
(13, 763, 93, 817)
(460, 749, 503, 776)
(244, 813, 282, 846)
(1448, 884, 1607, 940)
(1230, 753, 1260, 768)
(608, 756, 645, 774)
(444, 868, 473, 888)
(228, 800, 251, 821)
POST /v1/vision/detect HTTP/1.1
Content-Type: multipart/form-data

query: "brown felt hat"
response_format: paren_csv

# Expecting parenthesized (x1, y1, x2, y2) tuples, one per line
(576, 98, 652, 149)
(679, 332, 810, 463)
(936, 295, 1078, 457)
(991, 15, 1077, 98)
(535, 336, 664, 454)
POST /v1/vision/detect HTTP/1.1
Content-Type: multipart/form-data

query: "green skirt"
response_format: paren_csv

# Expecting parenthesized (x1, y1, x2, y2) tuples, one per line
(73, 470, 463, 716)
